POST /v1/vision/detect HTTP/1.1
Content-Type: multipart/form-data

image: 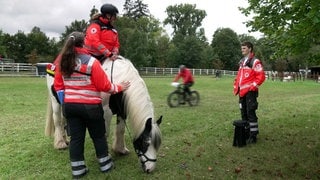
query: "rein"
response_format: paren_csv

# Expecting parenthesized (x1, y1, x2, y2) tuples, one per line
(109, 58, 132, 139)
(110, 60, 114, 83)
(108, 58, 157, 170)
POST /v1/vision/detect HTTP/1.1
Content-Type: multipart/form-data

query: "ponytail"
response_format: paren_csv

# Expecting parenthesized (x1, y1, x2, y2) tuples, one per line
(59, 32, 84, 77)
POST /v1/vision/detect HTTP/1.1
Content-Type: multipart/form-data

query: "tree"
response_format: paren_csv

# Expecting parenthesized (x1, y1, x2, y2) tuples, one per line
(123, 0, 150, 20)
(0, 30, 7, 58)
(7, 31, 28, 62)
(59, 20, 88, 47)
(26, 49, 38, 65)
(211, 28, 241, 70)
(152, 35, 171, 67)
(89, 5, 99, 19)
(117, 1, 167, 67)
(164, 4, 206, 37)
(164, 4, 208, 68)
(26, 27, 54, 63)
(239, 0, 320, 66)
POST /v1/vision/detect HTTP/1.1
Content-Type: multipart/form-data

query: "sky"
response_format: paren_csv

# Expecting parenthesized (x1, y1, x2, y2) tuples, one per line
(0, 0, 262, 42)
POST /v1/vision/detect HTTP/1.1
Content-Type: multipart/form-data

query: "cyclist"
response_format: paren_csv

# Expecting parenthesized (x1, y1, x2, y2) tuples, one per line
(172, 65, 194, 100)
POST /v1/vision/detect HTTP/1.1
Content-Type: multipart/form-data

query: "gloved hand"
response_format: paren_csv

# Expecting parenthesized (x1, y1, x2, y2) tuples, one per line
(249, 82, 258, 91)
(110, 54, 118, 61)
(112, 47, 119, 55)
(249, 86, 258, 91)
(57, 90, 65, 104)
(119, 81, 130, 91)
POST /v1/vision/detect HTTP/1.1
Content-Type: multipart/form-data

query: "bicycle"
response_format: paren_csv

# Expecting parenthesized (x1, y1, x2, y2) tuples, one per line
(167, 82, 200, 107)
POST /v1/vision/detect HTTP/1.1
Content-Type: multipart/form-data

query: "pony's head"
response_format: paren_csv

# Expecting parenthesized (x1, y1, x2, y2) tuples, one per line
(133, 116, 162, 173)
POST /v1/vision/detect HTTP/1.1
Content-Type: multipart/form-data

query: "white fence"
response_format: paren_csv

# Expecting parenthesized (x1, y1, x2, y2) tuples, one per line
(0, 63, 236, 77)
(139, 67, 236, 77)
(0, 63, 38, 76)
(1, 63, 318, 82)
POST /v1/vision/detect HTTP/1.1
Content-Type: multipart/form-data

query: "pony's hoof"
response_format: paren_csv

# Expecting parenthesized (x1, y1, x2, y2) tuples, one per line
(114, 149, 130, 156)
(55, 142, 69, 150)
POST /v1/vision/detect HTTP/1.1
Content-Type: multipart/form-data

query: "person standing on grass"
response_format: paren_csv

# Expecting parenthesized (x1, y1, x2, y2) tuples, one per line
(233, 41, 265, 143)
(54, 31, 130, 178)
(173, 65, 194, 100)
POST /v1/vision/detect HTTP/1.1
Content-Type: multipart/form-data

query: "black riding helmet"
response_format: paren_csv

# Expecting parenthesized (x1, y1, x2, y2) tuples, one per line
(100, 4, 119, 16)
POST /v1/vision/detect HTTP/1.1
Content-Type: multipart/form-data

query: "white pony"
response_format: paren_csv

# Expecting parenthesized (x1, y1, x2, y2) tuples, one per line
(45, 56, 162, 173)
(45, 72, 68, 149)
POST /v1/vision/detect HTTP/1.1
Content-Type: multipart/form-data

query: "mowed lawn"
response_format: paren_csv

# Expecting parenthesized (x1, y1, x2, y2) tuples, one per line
(0, 76, 319, 179)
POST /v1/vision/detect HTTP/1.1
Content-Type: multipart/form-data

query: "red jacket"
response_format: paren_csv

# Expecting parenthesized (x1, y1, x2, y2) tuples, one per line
(84, 17, 120, 58)
(174, 68, 194, 84)
(233, 54, 265, 97)
(53, 48, 122, 104)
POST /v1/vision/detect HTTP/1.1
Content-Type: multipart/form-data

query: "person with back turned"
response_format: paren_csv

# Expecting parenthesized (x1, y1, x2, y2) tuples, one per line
(54, 31, 130, 178)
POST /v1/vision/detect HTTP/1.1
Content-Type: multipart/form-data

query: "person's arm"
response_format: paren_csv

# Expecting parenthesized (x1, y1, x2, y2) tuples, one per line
(112, 34, 120, 55)
(53, 66, 65, 103)
(251, 59, 266, 91)
(53, 67, 64, 92)
(90, 60, 124, 93)
(233, 66, 241, 95)
(173, 72, 181, 82)
(85, 23, 113, 58)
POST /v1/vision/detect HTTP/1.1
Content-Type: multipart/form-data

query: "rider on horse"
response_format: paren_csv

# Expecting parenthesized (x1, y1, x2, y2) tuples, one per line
(84, 3, 120, 63)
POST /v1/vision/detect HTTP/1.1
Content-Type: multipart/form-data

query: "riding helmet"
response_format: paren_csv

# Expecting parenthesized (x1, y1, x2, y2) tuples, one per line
(179, 65, 186, 70)
(100, 4, 119, 15)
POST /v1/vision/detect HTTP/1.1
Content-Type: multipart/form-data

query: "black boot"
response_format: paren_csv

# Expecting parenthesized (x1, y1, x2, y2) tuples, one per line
(247, 133, 257, 144)
(71, 160, 89, 179)
(98, 155, 114, 173)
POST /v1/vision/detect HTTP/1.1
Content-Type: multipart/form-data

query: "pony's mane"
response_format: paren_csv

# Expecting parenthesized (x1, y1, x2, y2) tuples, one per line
(103, 56, 155, 138)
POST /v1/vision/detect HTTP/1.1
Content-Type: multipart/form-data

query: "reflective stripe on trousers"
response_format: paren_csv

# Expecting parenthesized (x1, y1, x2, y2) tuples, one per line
(98, 155, 113, 172)
(71, 160, 87, 176)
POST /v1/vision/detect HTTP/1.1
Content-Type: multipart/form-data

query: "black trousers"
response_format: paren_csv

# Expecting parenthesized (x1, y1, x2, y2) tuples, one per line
(239, 91, 259, 135)
(183, 82, 194, 95)
(63, 103, 108, 161)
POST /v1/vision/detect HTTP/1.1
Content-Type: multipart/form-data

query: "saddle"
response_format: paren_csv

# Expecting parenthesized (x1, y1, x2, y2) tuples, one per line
(109, 92, 127, 119)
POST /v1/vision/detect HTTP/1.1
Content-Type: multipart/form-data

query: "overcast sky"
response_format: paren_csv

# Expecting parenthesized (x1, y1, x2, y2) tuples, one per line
(0, 0, 262, 42)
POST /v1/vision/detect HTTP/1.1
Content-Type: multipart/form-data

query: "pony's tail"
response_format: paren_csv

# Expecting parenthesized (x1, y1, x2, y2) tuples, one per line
(45, 95, 54, 136)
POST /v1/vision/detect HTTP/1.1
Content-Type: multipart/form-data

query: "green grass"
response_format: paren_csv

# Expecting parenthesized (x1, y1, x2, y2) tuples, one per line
(0, 76, 319, 179)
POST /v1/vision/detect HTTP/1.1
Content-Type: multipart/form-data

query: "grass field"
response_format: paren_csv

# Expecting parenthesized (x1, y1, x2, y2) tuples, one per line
(0, 76, 319, 179)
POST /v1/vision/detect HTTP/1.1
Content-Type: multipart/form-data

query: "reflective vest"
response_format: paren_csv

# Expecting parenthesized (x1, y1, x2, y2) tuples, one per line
(62, 55, 103, 104)
(84, 18, 120, 58)
(54, 48, 123, 104)
(233, 57, 265, 97)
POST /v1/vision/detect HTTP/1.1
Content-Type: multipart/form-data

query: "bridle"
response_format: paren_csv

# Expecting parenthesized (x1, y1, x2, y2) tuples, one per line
(133, 134, 157, 171)
(135, 148, 157, 164)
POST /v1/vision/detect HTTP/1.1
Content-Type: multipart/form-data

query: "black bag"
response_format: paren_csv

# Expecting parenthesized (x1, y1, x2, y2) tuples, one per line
(232, 120, 249, 147)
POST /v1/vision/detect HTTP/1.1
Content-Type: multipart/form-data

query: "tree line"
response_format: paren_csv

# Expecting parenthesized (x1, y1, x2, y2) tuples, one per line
(0, 0, 319, 72)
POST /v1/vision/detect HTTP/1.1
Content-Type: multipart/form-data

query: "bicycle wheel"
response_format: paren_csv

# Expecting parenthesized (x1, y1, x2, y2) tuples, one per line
(167, 92, 180, 107)
(188, 91, 200, 106)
